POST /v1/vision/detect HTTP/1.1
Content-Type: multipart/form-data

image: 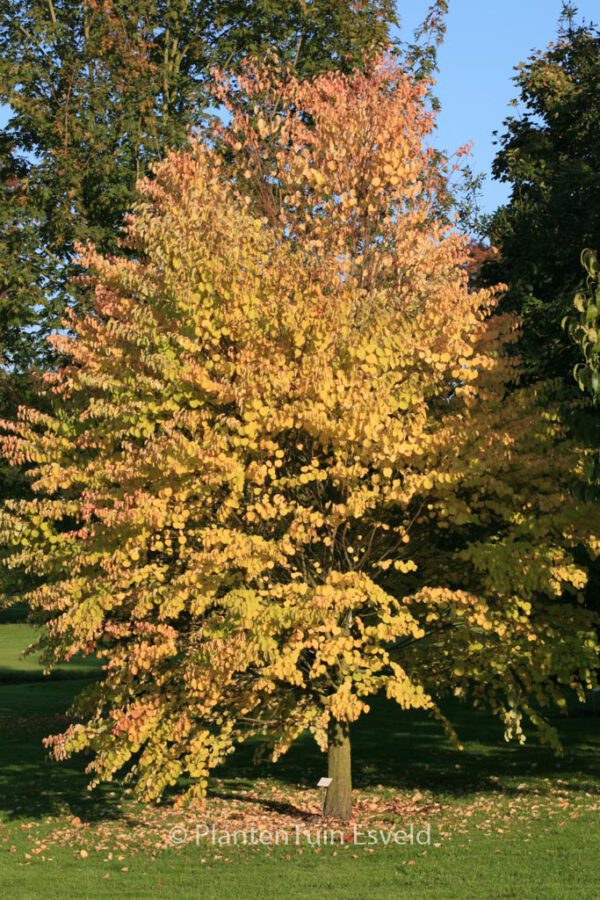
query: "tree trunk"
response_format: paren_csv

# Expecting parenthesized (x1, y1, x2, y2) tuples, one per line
(324, 719, 352, 821)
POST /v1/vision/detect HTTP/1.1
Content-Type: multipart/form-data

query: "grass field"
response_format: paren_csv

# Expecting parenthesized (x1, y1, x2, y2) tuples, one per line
(0, 624, 598, 898)
(0, 624, 99, 681)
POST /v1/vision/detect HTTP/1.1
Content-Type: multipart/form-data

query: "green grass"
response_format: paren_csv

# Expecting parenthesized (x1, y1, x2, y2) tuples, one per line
(0, 623, 598, 898)
(0, 624, 99, 682)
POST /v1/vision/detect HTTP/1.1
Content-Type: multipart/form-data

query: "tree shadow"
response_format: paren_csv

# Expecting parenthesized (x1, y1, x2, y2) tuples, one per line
(0, 679, 123, 823)
(215, 694, 600, 799)
(208, 789, 317, 822)
(0, 679, 597, 826)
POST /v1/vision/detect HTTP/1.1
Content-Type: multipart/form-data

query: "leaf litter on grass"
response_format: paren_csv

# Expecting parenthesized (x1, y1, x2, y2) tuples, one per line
(2, 776, 598, 870)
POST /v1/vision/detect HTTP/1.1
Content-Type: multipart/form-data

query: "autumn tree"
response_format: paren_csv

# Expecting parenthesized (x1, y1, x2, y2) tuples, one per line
(0, 0, 397, 610)
(0, 0, 397, 377)
(1, 57, 598, 822)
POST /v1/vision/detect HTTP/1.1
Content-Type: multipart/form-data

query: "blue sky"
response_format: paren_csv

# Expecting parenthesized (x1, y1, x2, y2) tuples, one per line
(1, 1, 598, 215)
(396, 0, 599, 213)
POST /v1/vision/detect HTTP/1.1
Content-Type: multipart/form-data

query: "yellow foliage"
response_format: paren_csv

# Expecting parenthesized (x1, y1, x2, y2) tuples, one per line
(0, 56, 597, 802)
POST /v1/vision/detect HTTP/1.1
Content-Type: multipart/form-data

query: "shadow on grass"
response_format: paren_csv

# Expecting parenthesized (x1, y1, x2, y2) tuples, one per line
(0, 676, 598, 826)
(211, 694, 600, 801)
(0, 665, 99, 684)
(209, 789, 315, 821)
(0, 679, 124, 824)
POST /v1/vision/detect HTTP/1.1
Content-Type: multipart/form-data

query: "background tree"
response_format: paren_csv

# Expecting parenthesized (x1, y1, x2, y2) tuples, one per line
(0, 135, 57, 376)
(0, 134, 54, 610)
(480, 11, 600, 382)
(1, 57, 598, 821)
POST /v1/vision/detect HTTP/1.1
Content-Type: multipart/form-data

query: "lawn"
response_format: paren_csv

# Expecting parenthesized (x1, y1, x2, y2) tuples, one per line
(0, 624, 598, 898)
(0, 624, 99, 682)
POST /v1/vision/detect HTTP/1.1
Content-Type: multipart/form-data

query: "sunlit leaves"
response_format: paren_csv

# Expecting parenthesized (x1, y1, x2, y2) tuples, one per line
(0, 56, 598, 804)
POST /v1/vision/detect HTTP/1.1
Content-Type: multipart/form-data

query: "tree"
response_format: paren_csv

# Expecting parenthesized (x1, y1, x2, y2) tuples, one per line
(0, 135, 58, 376)
(1, 58, 598, 822)
(0, 0, 397, 375)
(480, 13, 600, 382)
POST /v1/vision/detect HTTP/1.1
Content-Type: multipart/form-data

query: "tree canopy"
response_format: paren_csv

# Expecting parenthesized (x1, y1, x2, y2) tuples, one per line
(481, 16, 600, 382)
(0, 0, 397, 374)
